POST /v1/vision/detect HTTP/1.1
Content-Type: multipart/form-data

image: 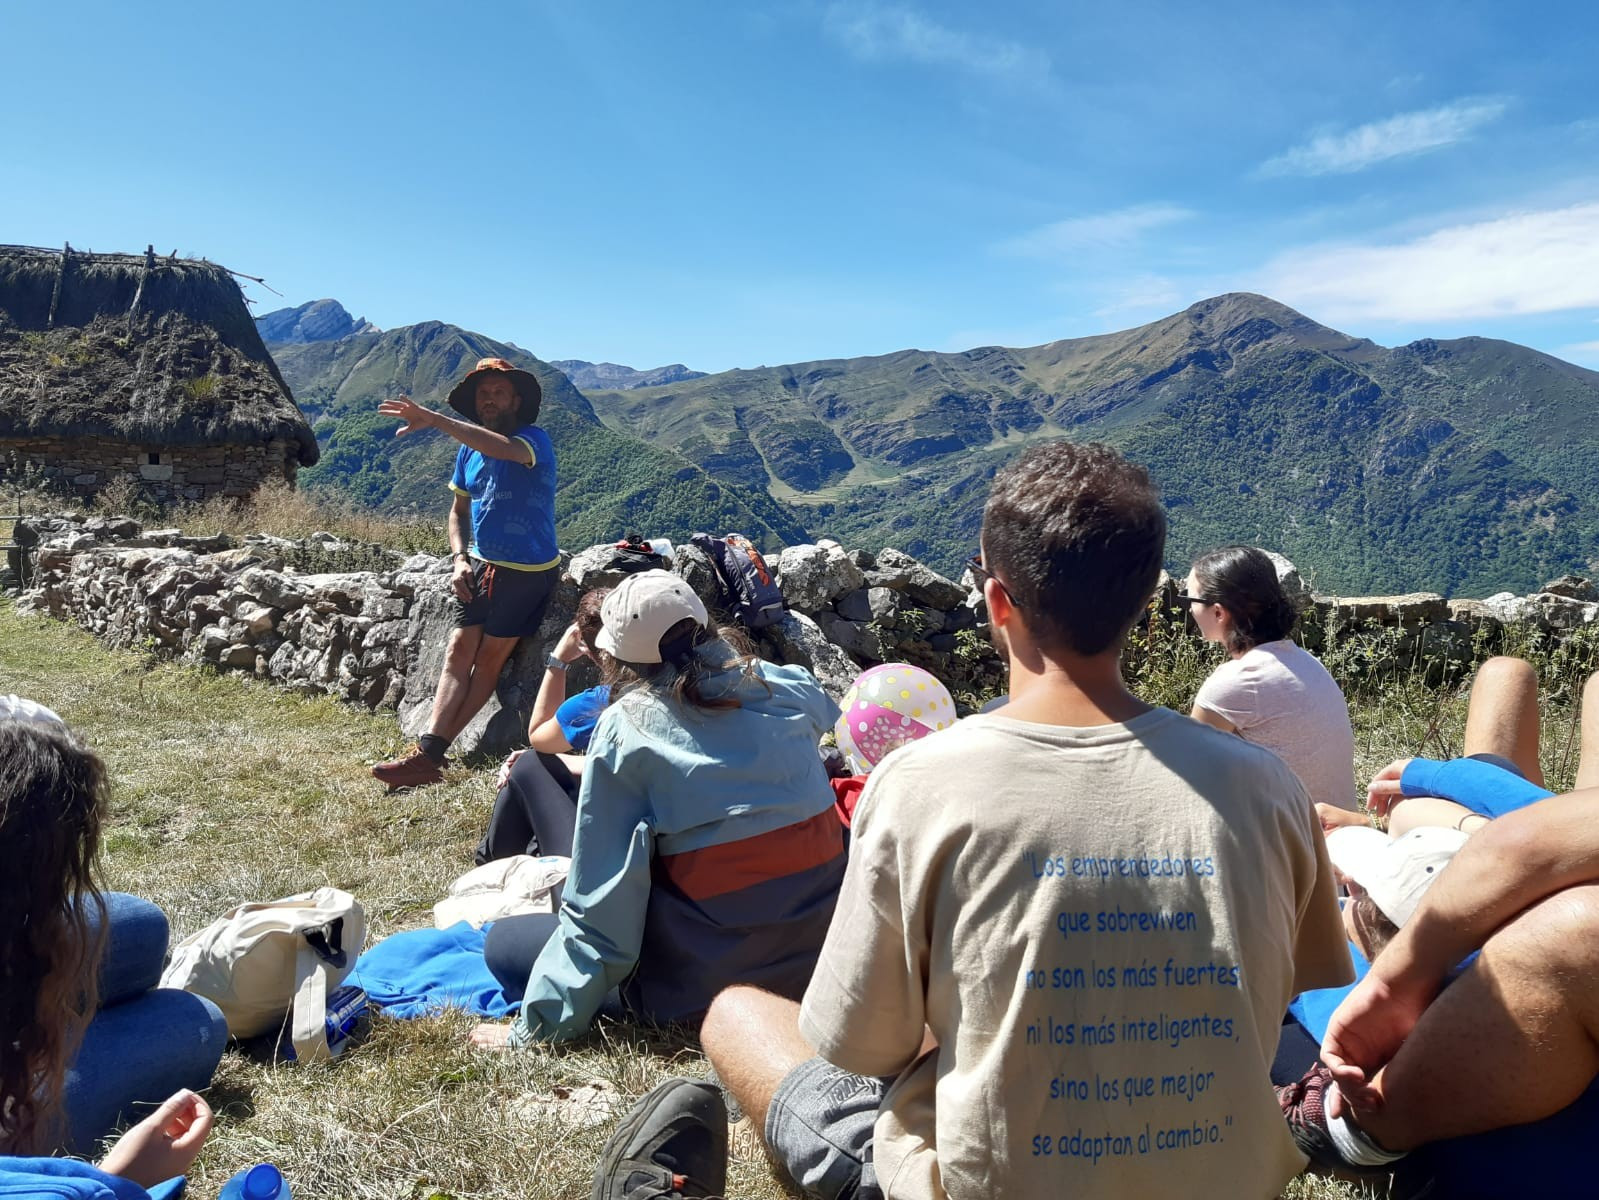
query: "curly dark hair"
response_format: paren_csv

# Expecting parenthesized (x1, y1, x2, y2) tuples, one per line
(0, 720, 108, 1153)
(1191, 545, 1298, 654)
(574, 587, 611, 654)
(982, 441, 1166, 656)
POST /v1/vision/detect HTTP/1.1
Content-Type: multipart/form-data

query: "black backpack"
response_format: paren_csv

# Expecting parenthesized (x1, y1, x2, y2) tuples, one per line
(690, 532, 786, 629)
(599, 533, 669, 576)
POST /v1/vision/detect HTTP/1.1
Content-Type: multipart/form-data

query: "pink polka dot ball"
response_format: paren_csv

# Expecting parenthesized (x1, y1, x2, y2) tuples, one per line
(834, 663, 956, 773)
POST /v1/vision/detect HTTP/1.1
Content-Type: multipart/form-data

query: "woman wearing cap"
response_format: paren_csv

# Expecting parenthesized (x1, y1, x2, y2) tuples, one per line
(1182, 545, 1358, 813)
(468, 570, 845, 1046)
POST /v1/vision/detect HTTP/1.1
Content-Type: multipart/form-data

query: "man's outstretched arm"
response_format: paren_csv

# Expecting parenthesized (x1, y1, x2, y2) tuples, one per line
(380, 395, 533, 464)
(1324, 786, 1599, 1103)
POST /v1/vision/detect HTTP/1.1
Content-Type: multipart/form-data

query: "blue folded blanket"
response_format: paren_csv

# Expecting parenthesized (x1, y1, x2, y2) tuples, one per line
(348, 922, 517, 1019)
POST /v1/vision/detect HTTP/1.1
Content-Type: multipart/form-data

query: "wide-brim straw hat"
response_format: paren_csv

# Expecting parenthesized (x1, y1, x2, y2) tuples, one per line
(447, 357, 543, 427)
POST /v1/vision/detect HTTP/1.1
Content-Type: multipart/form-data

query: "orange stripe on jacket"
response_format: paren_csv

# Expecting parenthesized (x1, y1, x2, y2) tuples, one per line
(655, 808, 845, 902)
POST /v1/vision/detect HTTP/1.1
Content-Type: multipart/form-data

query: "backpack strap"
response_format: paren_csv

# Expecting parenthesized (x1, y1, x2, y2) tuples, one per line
(289, 937, 331, 1063)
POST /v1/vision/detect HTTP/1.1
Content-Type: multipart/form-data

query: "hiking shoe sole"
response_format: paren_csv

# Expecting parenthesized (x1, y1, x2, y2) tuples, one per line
(593, 1077, 728, 1200)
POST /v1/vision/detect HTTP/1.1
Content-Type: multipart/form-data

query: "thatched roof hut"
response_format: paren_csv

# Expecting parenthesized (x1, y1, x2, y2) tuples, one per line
(0, 245, 318, 499)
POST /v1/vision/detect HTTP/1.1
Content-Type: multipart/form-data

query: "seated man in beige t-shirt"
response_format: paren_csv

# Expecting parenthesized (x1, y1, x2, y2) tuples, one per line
(589, 441, 1353, 1200)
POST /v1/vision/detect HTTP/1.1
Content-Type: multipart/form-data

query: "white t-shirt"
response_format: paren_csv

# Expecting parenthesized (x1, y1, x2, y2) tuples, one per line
(1194, 640, 1358, 812)
(798, 709, 1351, 1200)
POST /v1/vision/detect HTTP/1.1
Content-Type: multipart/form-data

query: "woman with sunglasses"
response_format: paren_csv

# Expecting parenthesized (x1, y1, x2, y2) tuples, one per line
(1182, 545, 1358, 813)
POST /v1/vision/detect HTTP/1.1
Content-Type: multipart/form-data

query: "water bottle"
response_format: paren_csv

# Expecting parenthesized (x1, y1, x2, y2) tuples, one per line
(276, 984, 369, 1061)
(218, 1163, 291, 1200)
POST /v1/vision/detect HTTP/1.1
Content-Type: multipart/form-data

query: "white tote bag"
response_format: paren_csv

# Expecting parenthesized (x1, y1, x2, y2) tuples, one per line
(160, 887, 366, 1062)
(432, 855, 570, 929)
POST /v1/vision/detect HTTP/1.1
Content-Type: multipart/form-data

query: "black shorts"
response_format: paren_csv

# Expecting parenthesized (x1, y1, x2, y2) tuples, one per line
(452, 559, 556, 639)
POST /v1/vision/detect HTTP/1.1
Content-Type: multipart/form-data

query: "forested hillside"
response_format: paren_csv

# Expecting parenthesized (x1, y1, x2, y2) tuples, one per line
(270, 322, 807, 550)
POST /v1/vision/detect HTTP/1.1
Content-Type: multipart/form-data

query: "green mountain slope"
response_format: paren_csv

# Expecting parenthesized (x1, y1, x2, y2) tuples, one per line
(270, 322, 808, 550)
(582, 294, 1599, 594)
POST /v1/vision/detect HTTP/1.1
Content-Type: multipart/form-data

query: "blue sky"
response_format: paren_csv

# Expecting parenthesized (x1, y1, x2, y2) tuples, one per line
(4, 1, 1598, 373)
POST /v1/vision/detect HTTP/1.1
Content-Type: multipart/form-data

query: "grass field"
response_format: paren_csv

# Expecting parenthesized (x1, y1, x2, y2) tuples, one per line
(7, 594, 1590, 1199)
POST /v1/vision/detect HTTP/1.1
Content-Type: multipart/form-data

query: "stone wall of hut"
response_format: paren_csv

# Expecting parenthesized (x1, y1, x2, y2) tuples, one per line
(0, 436, 299, 501)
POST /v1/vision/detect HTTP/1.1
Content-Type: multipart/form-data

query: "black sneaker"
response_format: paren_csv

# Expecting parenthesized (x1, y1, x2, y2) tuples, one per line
(1275, 1063, 1395, 1177)
(593, 1077, 728, 1200)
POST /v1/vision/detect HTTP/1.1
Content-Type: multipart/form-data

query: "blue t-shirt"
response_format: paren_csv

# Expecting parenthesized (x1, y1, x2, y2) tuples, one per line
(1400, 756, 1553, 819)
(555, 685, 611, 753)
(448, 424, 558, 570)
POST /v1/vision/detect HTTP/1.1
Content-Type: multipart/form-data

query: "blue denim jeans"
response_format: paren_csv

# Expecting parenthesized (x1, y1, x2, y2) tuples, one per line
(59, 894, 228, 1153)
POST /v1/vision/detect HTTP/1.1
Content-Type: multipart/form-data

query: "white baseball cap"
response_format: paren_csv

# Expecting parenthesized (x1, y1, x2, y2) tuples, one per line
(1326, 825, 1470, 927)
(0, 694, 66, 729)
(594, 570, 709, 664)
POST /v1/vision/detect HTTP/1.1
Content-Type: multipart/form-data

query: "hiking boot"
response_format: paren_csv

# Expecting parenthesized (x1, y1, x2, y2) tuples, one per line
(1275, 1063, 1394, 1177)
(593, 1077, 728, 1200)
(371, 746, 445, 790)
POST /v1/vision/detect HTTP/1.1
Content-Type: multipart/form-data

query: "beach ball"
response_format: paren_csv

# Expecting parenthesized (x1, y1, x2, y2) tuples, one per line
(835, 662, 957, 773)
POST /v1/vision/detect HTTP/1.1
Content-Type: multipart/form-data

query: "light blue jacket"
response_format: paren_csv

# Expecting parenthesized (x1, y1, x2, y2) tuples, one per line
(511, 643, 844, 1044)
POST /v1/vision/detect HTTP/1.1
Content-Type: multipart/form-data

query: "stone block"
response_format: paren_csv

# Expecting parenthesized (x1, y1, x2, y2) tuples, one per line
(864, 547, 969, 610)
(1325, 593, 1448, 628)
(760, 610, 859, 699)
(775, 542, 865, 615)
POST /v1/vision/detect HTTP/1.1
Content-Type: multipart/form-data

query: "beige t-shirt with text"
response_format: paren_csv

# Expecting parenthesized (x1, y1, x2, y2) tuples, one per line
(799, 708, 1351, 1200)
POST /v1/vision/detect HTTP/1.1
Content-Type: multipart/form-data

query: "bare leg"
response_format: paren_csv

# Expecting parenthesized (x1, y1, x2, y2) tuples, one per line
(427, 626, 484, 737)
(1576, 672, 1599, 791)
(1460, 656, 1544, 787)
(1349, 884, 1599, 1150)
(435, 633, 520, 740)
(701, 986, 815, 1132)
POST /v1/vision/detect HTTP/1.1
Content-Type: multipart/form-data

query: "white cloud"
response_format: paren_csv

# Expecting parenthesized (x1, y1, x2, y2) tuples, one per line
(996, 204, 1193, 259)
(1250, 202, 1599, 322)
(822, 3, 1049, 82)
(1559, 340, 1599, 366)
(1091, 273, 1187, 317)
(1260, 98, 1508, 177)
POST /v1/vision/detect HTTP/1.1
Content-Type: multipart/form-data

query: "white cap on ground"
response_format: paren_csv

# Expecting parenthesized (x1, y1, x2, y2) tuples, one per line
(594, 570, 708, 665)
(1326, 825, 1470, 927)
(0, 694, 66, 729)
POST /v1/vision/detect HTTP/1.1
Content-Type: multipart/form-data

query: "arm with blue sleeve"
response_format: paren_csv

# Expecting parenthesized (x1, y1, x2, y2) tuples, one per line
(509, 728, 654, 1045)
(1401, 757, 1554, 819)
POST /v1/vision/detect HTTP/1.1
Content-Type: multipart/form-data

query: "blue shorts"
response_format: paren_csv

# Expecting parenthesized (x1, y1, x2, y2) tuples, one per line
(452, 559, 556, 640)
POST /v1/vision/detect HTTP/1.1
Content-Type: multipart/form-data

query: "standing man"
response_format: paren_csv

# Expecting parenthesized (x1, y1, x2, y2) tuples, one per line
(372, 357, 559, 790)
(593, 441, 1353, 1200)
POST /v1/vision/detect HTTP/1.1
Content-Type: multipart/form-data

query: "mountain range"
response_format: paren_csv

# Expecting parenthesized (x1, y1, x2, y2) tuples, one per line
(550, 359, 706, 391)
(258, 294, 1599, 595)
(266, 318, 805, 552)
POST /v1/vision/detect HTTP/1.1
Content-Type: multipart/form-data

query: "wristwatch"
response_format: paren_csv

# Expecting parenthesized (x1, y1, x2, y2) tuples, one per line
(545, 654, 570, 672)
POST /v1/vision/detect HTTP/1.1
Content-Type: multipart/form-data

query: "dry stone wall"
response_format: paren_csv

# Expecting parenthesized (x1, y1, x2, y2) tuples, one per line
(9, 513, 1598, 755)
(1, 436, 300, 502)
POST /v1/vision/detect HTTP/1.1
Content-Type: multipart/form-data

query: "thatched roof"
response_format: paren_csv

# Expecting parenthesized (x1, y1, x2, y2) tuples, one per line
(0, 246, 318, 465)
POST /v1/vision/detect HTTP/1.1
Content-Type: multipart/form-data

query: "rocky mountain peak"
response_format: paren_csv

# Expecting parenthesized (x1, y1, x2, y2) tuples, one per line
(257, 299, 378, 345)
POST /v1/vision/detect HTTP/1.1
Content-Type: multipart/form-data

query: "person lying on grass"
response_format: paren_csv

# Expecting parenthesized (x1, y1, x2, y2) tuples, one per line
(1319, 654, 1599, 839)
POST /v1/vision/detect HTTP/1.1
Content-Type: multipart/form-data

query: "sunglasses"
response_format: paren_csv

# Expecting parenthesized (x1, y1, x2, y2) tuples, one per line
(1175, 592, 1213, 607)
(967, 552, 1023, 611)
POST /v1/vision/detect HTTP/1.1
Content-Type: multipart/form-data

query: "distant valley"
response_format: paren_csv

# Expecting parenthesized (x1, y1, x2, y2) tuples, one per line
(260, 295, 1599, 596)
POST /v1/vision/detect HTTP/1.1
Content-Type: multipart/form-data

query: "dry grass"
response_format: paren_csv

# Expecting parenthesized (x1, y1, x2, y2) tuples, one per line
(0, 602, 791, 1200)
(8, 599, 1590, 1198)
